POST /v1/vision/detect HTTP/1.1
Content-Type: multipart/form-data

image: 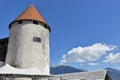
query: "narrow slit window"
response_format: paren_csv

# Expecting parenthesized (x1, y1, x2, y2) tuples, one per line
(33, 37, 41, 43)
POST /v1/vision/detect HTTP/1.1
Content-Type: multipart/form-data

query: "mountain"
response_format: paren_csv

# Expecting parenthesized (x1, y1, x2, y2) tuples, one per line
(105, 67, 120, 80)
(50, 65, 86, 75)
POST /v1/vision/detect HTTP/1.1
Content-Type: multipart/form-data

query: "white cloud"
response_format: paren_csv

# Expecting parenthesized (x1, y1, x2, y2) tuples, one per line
(60, 43, 116, 65)
(88, 62, 99, 66)
(103, 53, 120, 63)
(116, 67, 120, 70)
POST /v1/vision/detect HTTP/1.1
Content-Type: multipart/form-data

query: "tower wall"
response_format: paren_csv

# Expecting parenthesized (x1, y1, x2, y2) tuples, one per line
(6, 20, 50, 74)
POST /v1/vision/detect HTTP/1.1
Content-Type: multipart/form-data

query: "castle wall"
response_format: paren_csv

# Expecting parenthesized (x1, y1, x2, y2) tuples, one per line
(6, 21, 50, 74)
(0, 37, 8, 67)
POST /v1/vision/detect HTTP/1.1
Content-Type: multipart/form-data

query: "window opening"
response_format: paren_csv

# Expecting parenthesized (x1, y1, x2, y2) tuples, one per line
(18, 21, 23, 24)
(33, 37, 41, 43)
(33, 21, 39, 24)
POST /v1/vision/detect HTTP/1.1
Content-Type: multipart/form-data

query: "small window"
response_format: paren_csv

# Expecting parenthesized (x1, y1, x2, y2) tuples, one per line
(18, 21, 23, 24)
(33, 21, 39, 24)
(33, 37, 41, 43)
(44, 25, 48, 29)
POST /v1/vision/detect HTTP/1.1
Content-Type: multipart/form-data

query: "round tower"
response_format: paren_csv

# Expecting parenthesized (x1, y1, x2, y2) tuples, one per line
(5, 5, 51, 74)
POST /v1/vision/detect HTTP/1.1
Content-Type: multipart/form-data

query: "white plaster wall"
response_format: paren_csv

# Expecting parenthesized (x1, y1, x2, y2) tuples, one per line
(6, 21, 50, 74)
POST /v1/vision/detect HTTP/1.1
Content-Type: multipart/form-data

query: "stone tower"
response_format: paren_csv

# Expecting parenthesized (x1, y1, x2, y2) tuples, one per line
(5, 5, 51, 74)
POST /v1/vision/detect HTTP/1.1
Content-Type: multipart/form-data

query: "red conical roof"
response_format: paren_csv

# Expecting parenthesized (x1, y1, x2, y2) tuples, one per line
(15, 5, 46, 23)
(9, 5, 51, 32)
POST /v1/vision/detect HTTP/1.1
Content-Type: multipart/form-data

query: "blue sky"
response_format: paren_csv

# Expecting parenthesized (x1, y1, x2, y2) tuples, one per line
(0, 0, 120, 71)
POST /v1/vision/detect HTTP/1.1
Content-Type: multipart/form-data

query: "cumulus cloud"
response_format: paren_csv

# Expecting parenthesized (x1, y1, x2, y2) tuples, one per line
(60, 43, 116, 65)
(88, 62, 99, 66)
(103, 53, 120, 63)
